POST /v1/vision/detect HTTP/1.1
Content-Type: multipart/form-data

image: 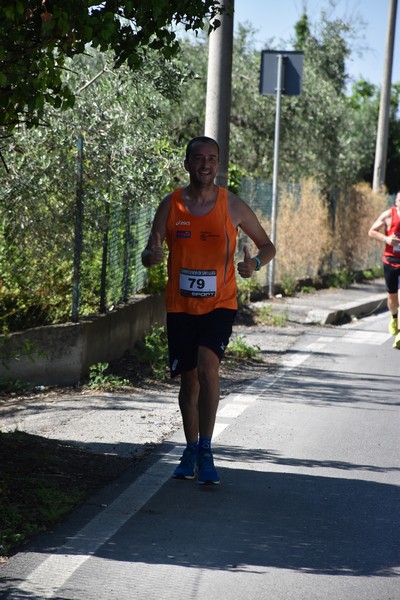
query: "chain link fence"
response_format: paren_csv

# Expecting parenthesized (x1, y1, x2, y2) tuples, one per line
(0, 136, 157, 334)
(1, 163, 391, 334)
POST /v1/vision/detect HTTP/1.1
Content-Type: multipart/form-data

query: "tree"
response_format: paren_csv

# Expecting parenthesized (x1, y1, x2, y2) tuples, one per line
(0, 47, 189, 329)
(175, 10, 380, 190)
(347, 79, 400, 193)
(386, 83, 400, 192)
(279, 9, 357, 188)
(228, 16, 376, 189)
(0, 0, 221, 130)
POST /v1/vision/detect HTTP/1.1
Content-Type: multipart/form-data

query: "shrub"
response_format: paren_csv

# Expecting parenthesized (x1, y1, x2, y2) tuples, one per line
(134, 324, 169, 381)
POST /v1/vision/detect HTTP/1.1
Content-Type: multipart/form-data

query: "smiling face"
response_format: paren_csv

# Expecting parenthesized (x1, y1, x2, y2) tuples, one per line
(184, 140, 219, 188)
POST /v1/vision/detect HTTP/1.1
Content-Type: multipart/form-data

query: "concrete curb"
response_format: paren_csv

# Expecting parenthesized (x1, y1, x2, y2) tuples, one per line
(305, 294, 387, 325)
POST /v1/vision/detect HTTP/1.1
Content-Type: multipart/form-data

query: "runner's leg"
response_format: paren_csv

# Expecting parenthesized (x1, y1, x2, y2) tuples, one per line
(179, 368, 200, 443)
(197, 345, 221, 438)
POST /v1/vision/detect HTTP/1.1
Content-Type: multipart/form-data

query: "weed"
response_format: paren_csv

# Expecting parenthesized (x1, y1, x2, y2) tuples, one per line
(134, 324, 169, 381)
(236, 278, 260, 307)
(362, 266, 383, 280)
(326, 269, 354, 289)
(300, 285, 316, 294)
(88, 362, 129, 391)
(0, 378, 32, 394)
(256, 304, 287, 327)
(279, 275, 297, 297)
(226, 335, 261, 363)
(362, 270, 374, 281)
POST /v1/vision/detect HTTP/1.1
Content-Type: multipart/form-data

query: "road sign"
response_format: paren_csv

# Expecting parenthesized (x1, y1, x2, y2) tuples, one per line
(260, 50, 304, 96)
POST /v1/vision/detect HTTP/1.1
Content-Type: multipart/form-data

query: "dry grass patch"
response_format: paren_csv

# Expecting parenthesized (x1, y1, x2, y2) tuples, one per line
(275, 179, 332, 294)
(332, 183, 388, 271)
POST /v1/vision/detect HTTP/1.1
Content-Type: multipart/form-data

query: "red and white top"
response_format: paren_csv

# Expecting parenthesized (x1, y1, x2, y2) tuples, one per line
(383, 206, 400, 267)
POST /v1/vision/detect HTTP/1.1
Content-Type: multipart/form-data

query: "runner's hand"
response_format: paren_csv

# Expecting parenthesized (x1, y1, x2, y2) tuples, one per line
(149, 232, 164, 265)
(237, 246, 255, 279)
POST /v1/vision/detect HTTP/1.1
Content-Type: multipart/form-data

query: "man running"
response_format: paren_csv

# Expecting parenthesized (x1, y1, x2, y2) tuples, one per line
(142, 136, 275, 484)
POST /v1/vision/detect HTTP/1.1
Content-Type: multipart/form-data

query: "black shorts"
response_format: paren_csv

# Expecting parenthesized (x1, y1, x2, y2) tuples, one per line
(166, 308, 237, 377)
(383, 262, 400, 293)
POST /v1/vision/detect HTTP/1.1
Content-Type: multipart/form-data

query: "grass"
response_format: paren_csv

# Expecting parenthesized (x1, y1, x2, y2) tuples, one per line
(0, 430, 132, 558)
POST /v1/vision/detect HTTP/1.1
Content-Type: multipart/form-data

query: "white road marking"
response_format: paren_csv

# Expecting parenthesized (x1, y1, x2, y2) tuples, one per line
(217, 403, 250, 418)
(305, 339, 332, 352)
(212, 422, 229, 437)
(281, 353, 311, 369)
(342, 330, 391, 345)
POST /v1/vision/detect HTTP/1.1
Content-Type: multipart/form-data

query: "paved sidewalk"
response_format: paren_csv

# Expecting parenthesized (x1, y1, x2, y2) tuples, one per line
(264, 278, 387, 325)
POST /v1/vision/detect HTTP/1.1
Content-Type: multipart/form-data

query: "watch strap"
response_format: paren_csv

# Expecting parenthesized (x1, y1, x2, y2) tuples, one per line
(253, 256, 262, 271)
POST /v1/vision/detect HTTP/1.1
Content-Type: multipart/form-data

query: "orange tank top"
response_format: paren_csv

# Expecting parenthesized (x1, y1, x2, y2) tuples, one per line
(165, 187, 238, 314)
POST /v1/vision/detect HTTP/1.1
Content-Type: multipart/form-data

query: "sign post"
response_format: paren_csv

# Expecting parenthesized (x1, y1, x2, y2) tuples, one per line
(259, 50, 304, 296)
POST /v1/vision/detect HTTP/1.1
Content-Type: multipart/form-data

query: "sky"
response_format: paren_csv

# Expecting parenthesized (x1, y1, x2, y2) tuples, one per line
(233, 0, 400, 88)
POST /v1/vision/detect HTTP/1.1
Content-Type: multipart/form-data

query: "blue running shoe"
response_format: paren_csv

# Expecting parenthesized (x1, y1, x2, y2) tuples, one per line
(173, 448, 197, 479)
(197, 451, 220, 485)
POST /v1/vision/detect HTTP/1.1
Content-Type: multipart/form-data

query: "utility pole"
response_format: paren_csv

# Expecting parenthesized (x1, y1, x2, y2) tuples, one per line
(373, 0, 397, 192)
(204, 0, 234, 188)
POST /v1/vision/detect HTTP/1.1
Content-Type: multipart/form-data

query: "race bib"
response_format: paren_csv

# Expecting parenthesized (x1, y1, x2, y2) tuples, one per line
(179, 268, 217, 297)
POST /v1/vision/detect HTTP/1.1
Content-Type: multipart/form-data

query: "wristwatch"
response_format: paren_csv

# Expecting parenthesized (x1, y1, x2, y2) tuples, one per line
(253, 256, 262, 271)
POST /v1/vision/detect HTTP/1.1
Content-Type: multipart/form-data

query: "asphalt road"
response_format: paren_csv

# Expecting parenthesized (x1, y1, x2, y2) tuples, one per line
(1, 308, 399, 599)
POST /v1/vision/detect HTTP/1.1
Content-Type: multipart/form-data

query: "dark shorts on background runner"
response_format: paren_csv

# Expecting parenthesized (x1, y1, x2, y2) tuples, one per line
(166, 308, 237, 377)
(383, 261, 400, 293)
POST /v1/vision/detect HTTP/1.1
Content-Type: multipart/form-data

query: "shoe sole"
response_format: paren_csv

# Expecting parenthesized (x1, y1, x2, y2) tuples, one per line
(173, 473, 195, 480)
(198, 478, 220, 485)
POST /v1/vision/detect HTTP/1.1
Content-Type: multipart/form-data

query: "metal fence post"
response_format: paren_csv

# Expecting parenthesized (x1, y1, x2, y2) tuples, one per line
(100, 153, 111, 313)
(100, 200, 110, 313)
(121, 197, 131, 302)
(71, 135, 84, 322)
(268, 53, 284, 297)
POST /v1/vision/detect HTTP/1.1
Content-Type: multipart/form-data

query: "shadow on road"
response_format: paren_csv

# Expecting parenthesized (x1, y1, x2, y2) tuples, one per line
(91, 456, 399, 577)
